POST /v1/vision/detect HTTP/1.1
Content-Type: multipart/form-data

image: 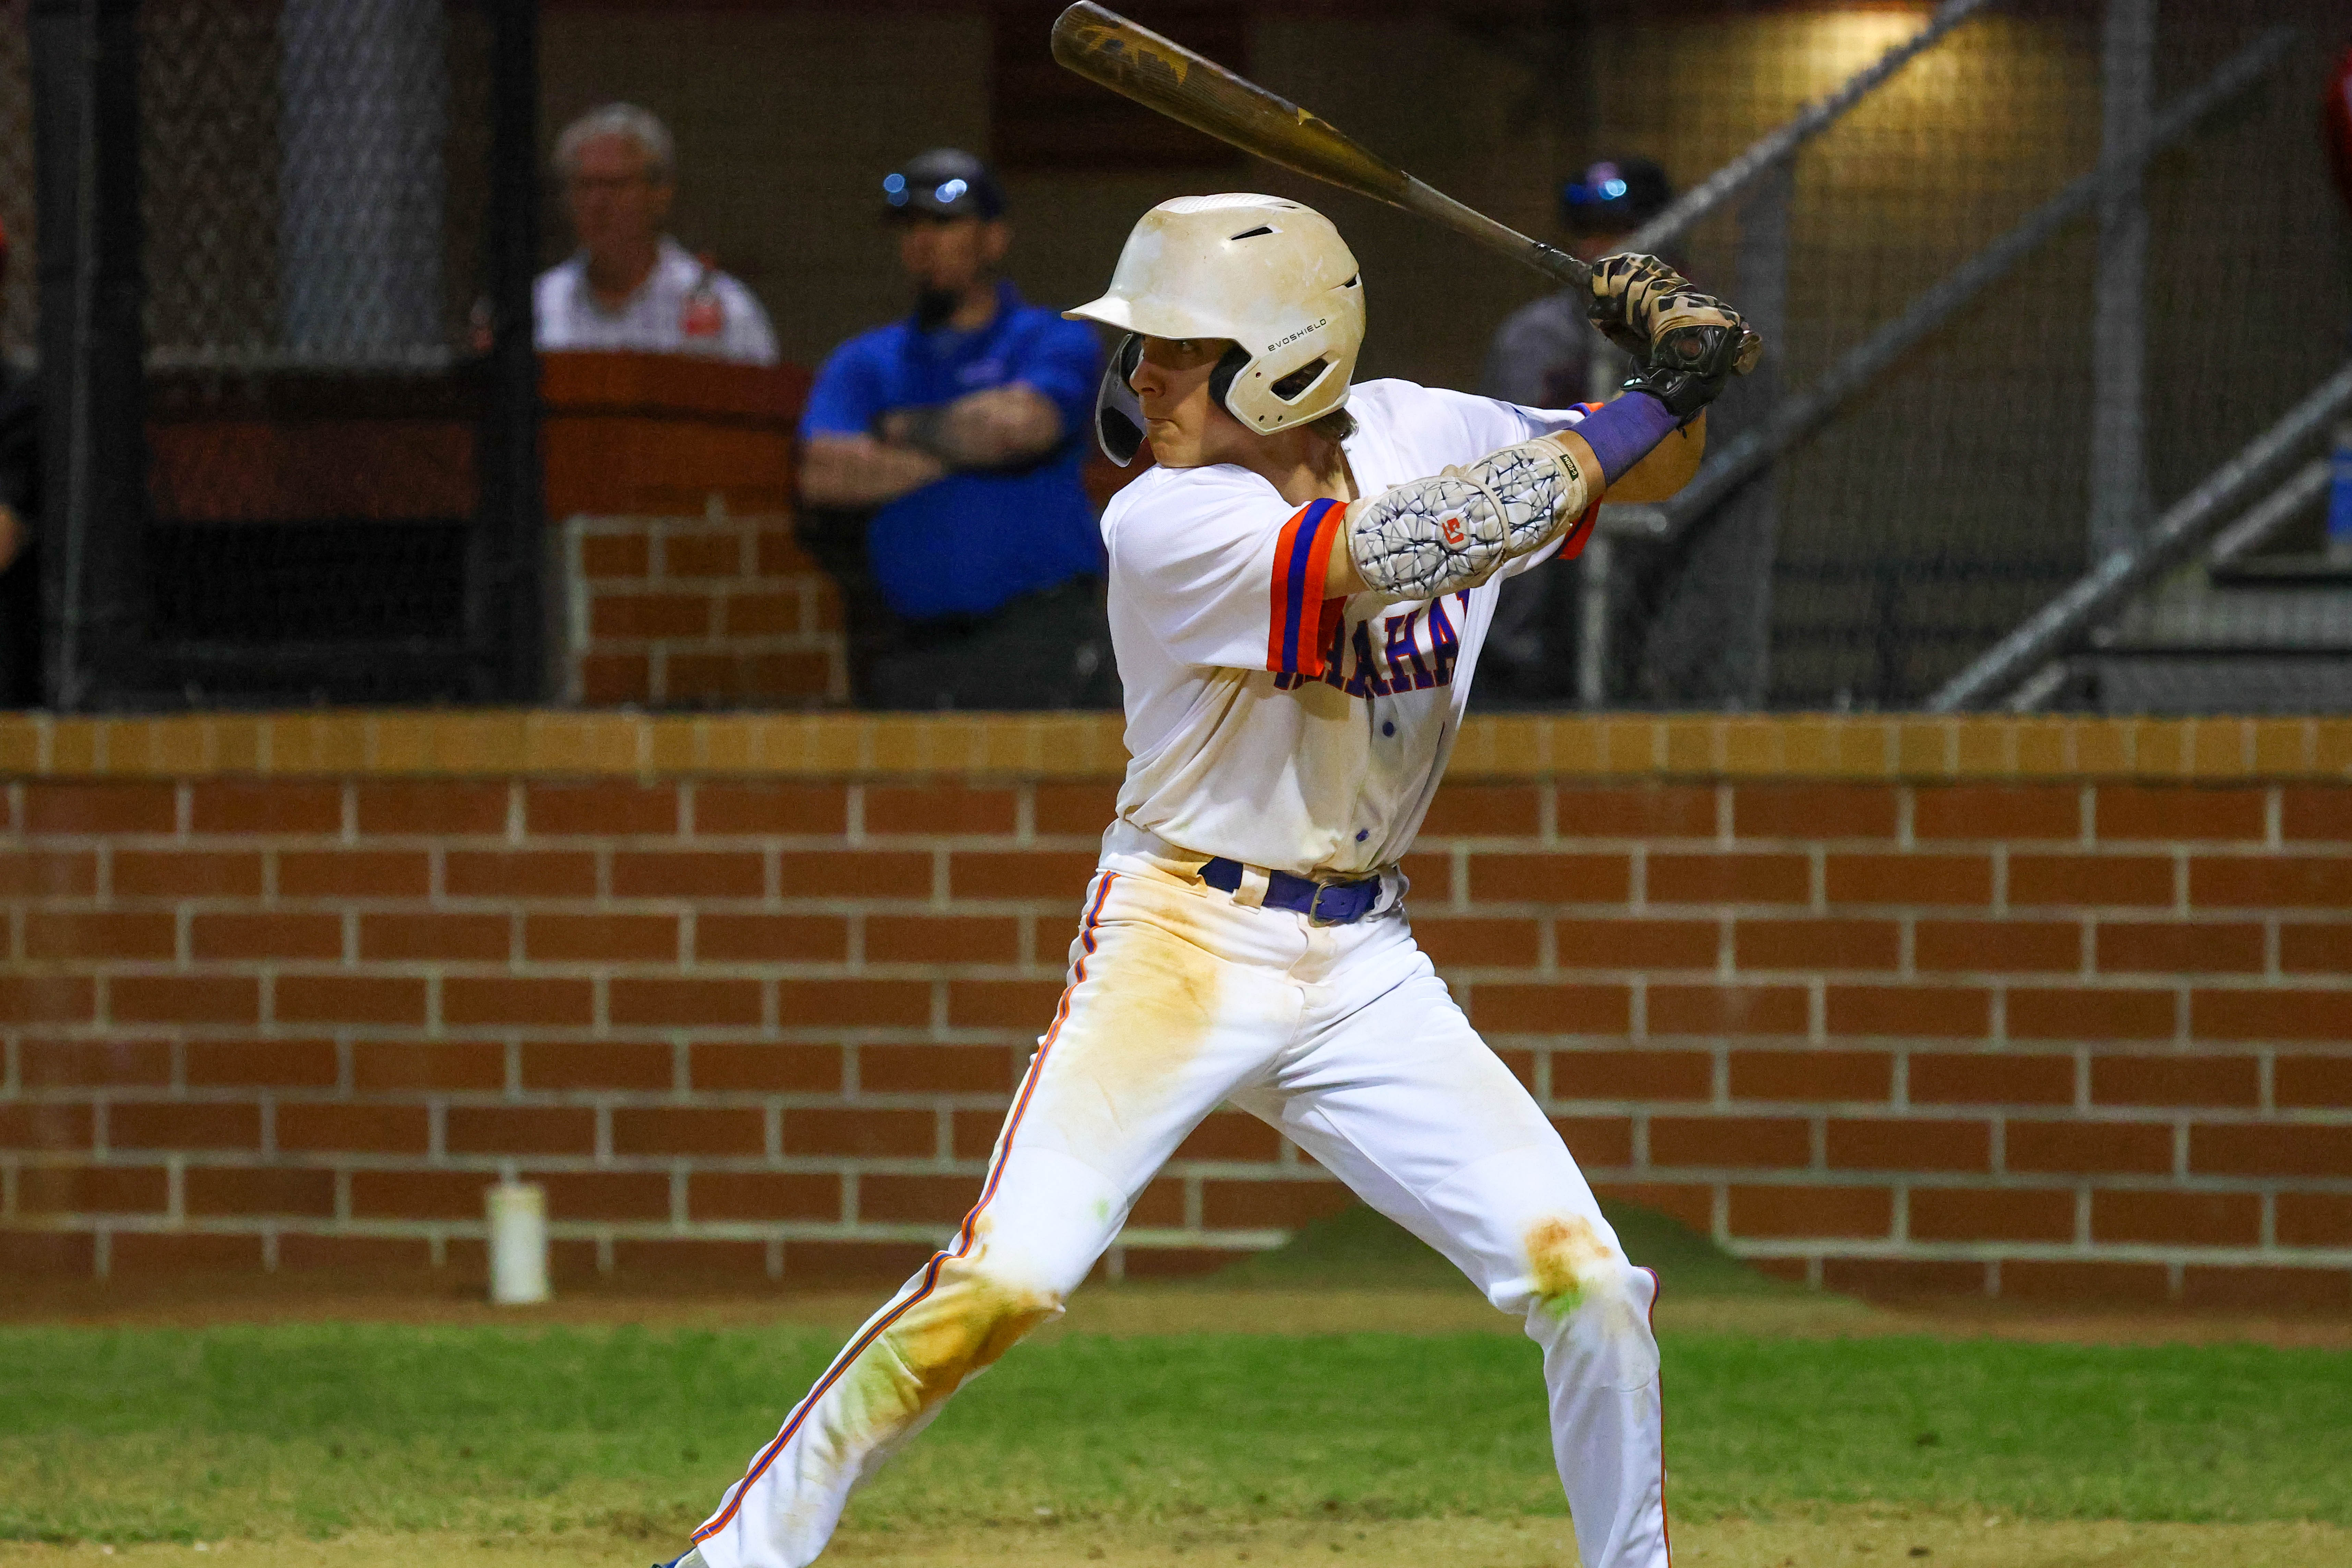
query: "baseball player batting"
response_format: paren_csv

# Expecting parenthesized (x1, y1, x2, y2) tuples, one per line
(662, 197, 1751, 1568)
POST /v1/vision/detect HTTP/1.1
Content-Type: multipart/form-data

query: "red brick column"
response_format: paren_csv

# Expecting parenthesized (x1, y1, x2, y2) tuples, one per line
(559, 510, 846, 709)
(1, 712, 2346, 1306)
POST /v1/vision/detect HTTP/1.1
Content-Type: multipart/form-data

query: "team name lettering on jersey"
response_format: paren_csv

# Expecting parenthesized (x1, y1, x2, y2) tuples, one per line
(1272, 593, 1467, 695)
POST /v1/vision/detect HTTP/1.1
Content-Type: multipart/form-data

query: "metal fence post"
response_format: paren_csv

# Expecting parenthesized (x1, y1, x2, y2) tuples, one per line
(472, 0, 545, 702)
(2090, 0, 2152, 560)
(31, 0, 145, 712)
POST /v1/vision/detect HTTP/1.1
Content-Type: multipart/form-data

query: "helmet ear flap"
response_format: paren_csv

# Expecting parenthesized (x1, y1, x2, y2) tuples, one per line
(1093, 332, 1148, 468)
(1208, 342, 1251, 417)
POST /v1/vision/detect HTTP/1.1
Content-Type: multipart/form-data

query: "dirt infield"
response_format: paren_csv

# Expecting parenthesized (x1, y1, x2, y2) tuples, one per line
(4, 1513, 2348, 1568)
(6, 1269, 2351, 1349)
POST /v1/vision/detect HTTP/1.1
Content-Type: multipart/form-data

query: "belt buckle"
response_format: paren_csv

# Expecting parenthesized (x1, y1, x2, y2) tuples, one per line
(1306, 879, 1352, 926)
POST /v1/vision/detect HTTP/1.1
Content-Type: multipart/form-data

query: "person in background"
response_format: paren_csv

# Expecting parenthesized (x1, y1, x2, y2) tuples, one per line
(534, 103, 778, 364)
(1475, 157, 1675, 705)
(797, 148, 1117, 711)
(0, 216, 41, 708)
(1482, 156, 1675, 409)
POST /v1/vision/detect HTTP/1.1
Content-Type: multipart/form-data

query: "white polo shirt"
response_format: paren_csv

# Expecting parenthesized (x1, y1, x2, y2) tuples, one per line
(534, 236, 779, 365)
(1102, 378, 1597, 880)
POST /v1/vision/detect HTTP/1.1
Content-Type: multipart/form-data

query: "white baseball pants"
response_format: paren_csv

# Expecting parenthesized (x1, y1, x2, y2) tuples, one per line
(691, 851, 1670, 1568)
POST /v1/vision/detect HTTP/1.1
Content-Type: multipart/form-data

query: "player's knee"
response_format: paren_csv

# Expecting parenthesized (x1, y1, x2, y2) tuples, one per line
(881, 1255, 1064, 1401)
(1519, 1239, 1660, 1392)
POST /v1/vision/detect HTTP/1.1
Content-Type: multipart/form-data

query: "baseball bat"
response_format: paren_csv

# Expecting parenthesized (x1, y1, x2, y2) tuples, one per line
(1050, 1, 1591, 292)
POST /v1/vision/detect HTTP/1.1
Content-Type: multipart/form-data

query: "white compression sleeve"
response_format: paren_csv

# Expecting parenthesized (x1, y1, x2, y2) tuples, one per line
(1344, 434, 1592, 600)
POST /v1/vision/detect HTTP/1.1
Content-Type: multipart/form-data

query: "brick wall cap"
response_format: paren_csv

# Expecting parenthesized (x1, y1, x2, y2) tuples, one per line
(7, 713, 2349, 783)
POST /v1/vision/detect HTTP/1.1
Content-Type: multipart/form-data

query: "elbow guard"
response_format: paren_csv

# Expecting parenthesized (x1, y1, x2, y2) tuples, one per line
(1345, 434, 1591, 599)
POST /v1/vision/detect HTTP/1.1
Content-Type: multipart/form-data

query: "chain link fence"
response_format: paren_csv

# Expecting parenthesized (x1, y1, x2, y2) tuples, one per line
(1575, 0, 2352, 713)
(0, 1, 33, 366)
(1449, 0, 2348, 714)
(26, 0, 539, 709)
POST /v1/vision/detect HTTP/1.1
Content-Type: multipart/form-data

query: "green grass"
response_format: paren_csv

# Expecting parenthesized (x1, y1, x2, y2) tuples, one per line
(1, 1321, 2346, 1543)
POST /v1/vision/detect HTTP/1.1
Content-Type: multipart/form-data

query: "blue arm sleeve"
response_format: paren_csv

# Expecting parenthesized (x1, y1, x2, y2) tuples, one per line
(1572, 390, 1681, 486)
(800, 338, 886, 440)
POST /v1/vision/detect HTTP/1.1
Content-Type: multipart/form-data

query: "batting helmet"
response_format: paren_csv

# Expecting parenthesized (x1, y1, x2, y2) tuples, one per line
(1065, 194, 1365, 465)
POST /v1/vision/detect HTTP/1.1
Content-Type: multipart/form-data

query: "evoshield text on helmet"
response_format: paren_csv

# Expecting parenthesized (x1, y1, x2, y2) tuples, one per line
(1065, 194, 1366, 466)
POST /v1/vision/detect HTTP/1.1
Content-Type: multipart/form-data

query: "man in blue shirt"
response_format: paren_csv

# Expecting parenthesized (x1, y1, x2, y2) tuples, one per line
(798, 149, 1117, 710)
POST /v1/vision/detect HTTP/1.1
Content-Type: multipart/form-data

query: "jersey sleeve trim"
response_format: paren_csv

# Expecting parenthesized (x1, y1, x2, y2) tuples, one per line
(1267, 497, 1347, 677)
(1556, 495, 1604, 563)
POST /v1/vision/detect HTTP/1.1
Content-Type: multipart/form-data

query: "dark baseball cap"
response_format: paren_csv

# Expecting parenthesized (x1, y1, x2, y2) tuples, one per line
(883, 148, 1006, 220)
(1560, 157, 1672, 235)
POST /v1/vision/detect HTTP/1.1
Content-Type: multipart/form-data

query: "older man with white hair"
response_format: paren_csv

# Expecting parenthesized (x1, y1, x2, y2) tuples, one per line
(535, 103, 778, 364)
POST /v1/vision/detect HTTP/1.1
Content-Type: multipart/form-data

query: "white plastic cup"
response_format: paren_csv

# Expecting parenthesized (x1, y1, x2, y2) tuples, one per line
(485, 1182, 550, 1305)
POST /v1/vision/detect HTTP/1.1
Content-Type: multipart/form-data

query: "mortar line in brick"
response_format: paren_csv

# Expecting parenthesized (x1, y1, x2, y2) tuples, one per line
(167, 1157, 184, 1222)
(2073, 1185, 2089, 1247)
(1891, 1184, 1908, 1242)
(2164, 1259, 2183, 1302)
(2260, 1190, 2276, 1248)
(334, 1168, 351, 1223)
(0, 1035, 14, 1096)
(0, 1160, 14, 1221)
(429, 1100, 447, 1160)
(2171, 849, 2188, 915)
(93, 1098, 109, 1158)
(766, 1102, 783, 1160)
(1808, 846, 1825, 912)
(174, 782, 191, 836)
(1627, 975, 1646, 1044)
(92, 1228, 111, 1282)
(840, 1169, 859, 1223)
(1988, 984, 2005, 1046)
(2264, 785, 2281, 850)
(1712, 782, 1731, 843)
(1627, 845, 1646, 913)
(2257, 1049, 2275, 1114)
(1895, 785, 1913, 850)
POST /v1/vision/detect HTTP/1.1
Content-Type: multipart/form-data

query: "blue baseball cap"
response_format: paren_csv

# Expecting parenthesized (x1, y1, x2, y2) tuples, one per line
(883, 148, 1006, 220)
(1561, 157, 1671, 235)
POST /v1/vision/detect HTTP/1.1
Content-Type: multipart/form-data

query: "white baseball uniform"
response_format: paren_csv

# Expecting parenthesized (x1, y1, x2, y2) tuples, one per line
(690, 378, 1669, 1568)
(535, 237, 780, 365)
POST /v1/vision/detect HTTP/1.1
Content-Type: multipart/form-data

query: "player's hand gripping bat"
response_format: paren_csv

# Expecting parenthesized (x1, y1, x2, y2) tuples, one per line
(1049, 1, 1763, 375)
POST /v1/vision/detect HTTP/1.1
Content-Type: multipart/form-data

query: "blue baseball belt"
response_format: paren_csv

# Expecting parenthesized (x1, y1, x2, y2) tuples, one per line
(1199, 856, 1384, 925)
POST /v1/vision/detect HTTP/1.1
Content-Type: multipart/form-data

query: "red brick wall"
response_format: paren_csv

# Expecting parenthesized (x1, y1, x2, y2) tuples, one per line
(558, 510, 846, 709)
(2, 714, 2348, 1306)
